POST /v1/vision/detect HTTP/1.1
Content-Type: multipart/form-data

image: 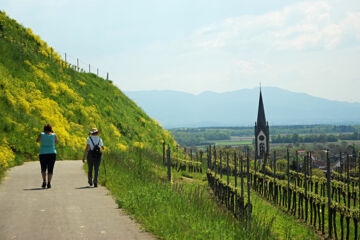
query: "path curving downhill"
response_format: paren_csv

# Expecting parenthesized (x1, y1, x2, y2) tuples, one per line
(0, 160, 155, 240)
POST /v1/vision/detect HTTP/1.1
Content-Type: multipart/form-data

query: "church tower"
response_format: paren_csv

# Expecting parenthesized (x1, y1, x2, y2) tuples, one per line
(255, 89, 269, 160)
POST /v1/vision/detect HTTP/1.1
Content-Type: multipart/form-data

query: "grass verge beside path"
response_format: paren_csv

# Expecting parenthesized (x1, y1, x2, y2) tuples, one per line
(95, 150, 275, 240)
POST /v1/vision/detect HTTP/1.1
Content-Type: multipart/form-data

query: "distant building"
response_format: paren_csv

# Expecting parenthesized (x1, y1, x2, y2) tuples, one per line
(255, 89, 269, 160)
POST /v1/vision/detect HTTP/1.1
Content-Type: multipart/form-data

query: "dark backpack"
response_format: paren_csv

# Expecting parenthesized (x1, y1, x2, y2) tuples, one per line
(89, 137, 102, 157)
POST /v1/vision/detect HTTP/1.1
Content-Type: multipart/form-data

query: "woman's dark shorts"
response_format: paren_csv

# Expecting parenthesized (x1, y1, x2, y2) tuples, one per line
(39, 154, 56, 174)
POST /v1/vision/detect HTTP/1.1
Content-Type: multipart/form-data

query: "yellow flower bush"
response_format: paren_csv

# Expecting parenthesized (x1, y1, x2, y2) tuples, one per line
(0, 141, 15, 169)
(133, 141, 144, 149)
(117, 143, 128, 152)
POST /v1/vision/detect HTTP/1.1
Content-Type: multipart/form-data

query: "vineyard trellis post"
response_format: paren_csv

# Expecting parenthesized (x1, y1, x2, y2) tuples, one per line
(287, 149, 290, 211)
(246, 148, 252, 227)
(167, 145, 171, 182)
(304, 153, 308, 221)
(347, 153, 350, 208)
(296, 150, 299, 189)
(227, 151, 230, 186)
(207, 145, 211, 169)
(240, 153, 244, 198)
(234, 152, 237, 188)
(162, 142, 165, 166)
(214, 147, 217, 177)
(358, 150, 360, 208)
(326, 149, 332, 238)
(309, 151, 313, 192)
(220, 151, 223, 179)
(273, 151, 276, 204)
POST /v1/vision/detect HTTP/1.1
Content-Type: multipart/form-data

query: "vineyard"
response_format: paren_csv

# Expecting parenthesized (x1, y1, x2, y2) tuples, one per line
(163, 144, 360, 239)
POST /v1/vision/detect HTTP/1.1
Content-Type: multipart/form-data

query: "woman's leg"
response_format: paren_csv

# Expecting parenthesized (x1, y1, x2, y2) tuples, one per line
(39, 155, 47, 181)
(47, 154, 56, 184)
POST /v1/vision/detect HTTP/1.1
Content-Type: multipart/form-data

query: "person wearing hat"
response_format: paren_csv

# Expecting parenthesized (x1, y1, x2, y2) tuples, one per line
(82, 128, 104, 187)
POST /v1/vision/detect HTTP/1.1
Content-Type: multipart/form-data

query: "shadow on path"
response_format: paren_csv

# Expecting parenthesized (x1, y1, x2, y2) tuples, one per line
(75, 186, 92, 189)
(23, 188, 46, 191)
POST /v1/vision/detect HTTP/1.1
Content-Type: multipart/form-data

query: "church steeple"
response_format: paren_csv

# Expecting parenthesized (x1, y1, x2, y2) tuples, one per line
(255, 88, 269, 159)
(257, 90, 267, 131)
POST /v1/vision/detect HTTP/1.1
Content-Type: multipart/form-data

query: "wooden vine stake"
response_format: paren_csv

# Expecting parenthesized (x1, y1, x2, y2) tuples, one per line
(220, 151, 223, 179)
(214, 147, 217, 177)
(167, 145, 171, 182)
(273, 151, 277, 204)
(240, 154, 244, 199)
(234, 152, 237, 188)
(326, 149, 332, 238)
(227, 151, 230, 186)
(246, 148, 252, 228)
(162, 141, 165, 166)
(287, 149, 290, 211)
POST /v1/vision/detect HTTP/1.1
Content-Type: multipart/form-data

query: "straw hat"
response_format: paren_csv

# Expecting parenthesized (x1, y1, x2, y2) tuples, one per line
(89, 128, 99, 135)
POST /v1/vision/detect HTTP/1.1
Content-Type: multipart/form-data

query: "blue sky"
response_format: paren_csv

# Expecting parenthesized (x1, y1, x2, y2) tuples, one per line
(2, 0, 360, 102)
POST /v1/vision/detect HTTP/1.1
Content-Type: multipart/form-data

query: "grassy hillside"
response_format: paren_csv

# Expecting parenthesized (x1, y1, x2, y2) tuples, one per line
(0, 10, 175, 173)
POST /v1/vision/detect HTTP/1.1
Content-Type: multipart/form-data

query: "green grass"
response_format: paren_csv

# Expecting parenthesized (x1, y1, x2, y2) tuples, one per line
(94, 150, 277, 240)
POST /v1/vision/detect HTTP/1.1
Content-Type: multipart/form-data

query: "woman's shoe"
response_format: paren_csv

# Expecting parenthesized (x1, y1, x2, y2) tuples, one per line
(47, 182, 51, 189)
(88, 180, 93, 186)
(42, 181, 46, 188)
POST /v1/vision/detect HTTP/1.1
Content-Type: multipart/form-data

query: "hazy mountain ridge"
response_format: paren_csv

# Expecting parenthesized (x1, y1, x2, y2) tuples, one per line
(126, 88, 360, 128)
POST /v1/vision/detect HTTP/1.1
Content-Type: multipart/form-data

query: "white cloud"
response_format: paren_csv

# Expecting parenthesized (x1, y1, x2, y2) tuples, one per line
(188, 1, 360, 52)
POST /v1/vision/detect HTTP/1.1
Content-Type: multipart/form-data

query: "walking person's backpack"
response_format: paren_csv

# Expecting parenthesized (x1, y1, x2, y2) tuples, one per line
(89, 137, 102, 158)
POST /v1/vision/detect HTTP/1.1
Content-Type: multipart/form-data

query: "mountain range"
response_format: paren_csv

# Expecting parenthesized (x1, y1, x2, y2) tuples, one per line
(125, 87, 360, 128)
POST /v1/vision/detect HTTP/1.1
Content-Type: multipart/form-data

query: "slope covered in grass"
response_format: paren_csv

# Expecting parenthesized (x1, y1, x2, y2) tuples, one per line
(0, 10, 175, 172)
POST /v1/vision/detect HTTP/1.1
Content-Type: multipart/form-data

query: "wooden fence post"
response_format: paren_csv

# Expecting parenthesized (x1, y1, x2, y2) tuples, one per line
(220, 151, 223, 179)
(287, 149, 290, 211)
(162, 142, 165, 166)
(358, 151, 360, 208)
(347, 153, 350, 208)
(167, 145, 171, 182)
(207, 145, 211, 169)
(227, 151, 230, 185)
(234, 152, 237, 188)
(214, 147, 217, 177)
(240, 153, 244, 198)
(304, 153, 308, 221)
(246, 148, 252, 226)
(273, 151, 277, 204)
(326, 149, 332, 238)
(296, 150, 299, 188)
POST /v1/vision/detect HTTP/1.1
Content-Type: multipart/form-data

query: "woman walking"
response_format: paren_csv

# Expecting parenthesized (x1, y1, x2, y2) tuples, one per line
(36, 124, 58, 189)
(82, 128, 104, 187)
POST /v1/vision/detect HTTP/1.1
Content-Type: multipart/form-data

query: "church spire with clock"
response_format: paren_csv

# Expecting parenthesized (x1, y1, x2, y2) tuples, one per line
(255, 88, 269, 159)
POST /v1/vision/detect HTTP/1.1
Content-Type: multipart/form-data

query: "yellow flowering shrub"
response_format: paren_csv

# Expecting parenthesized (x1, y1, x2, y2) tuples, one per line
(133, 141, 144, 149)
(77, 80, 86, 86)
(109, 124, 121, 139)
(0, 142, 15, 169)
(117, 143, 128, 152)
